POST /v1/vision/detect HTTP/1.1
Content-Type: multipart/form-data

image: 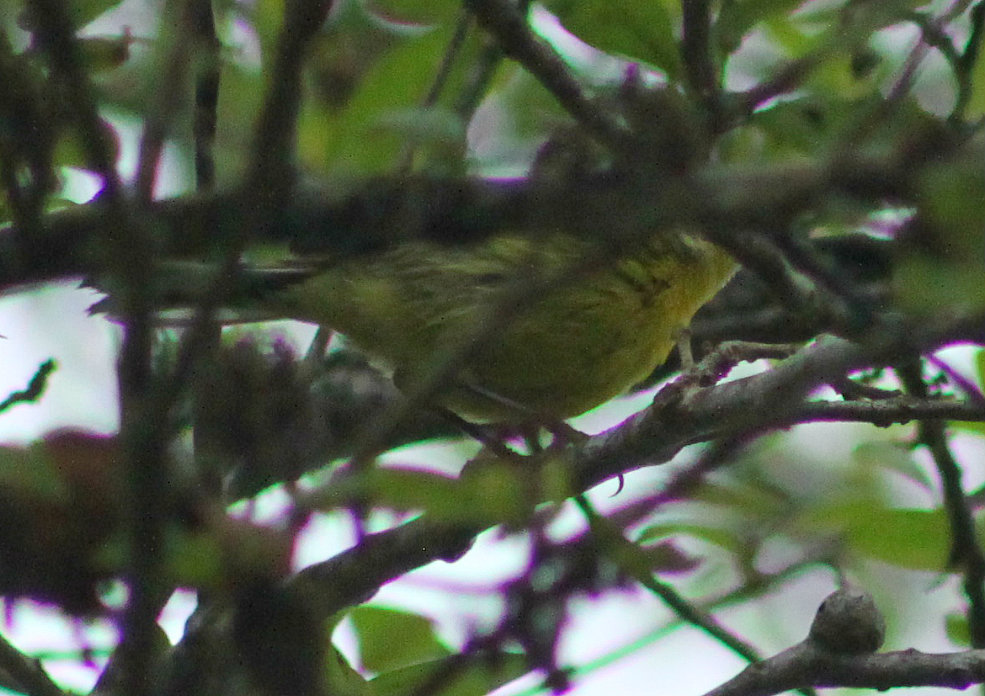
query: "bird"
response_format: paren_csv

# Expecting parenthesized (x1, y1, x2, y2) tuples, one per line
(210, 221, 738, 423)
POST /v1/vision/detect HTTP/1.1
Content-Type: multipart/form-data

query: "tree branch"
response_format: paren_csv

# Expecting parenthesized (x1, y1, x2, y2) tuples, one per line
(0, 632, 66, 696)
(464, 0, 630, 147)
(706, 644, 985, 696)
(0, 140, 946, 294)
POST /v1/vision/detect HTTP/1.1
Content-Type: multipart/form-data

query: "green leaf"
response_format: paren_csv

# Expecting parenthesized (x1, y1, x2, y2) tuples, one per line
(688, 478, 784, 518)
(850, 508, 950, 570)
(948, 419, 985, 437)
(366, 0, 461, 24)
(748, 96, 854, 158)
(69, 0, 124, 28)
(300, 26, 457, 174)
(716, 0, 807, 56)
(545, 0, 682, 79)
(306, 463, 539, 526)
(77, 32, 133, 72)
(852, 440, 932, 491)
(350, 606, 451, 673)
(373, 106, 467, 172)
(945, 612, 970, 647)
(0, 441, 68, 502)
(967, 32, 985, 120)
(370, 651, 528, 696)
(636, 522, 746, 555)
(18, 0, 125, 30)
(159, 528, 225, 589)
(919, 158, 985, 250)
(897, 153, 985, 315)
(54, 123, 121, 172)
(801, 502, 950, 571)
(325, 642, 374, 696)
(977, 349, 985, 392)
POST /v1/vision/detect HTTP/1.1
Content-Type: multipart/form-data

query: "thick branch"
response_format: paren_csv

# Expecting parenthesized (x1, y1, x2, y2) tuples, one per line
(0, 147, 933, 293)
(283, 327, 982, 622)
(706, 644, 985, 696)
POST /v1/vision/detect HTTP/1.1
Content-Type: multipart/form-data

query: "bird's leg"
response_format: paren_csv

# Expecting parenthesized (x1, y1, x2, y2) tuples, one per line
(431, 406, 521, 461)
(673, 326, 694, 370)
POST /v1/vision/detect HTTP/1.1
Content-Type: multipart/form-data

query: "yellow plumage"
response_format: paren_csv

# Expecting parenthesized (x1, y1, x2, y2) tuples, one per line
(265, 228, 736, 421)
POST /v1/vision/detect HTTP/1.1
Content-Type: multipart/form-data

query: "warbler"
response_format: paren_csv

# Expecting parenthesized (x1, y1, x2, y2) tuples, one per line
(227, 223, 737, 422)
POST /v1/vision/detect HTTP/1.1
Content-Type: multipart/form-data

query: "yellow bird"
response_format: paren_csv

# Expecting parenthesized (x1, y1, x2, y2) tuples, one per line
(246, 225, 737, 422)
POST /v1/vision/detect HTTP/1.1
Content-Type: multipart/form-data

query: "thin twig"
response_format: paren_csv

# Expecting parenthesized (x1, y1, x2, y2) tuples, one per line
(899, 360, 985, 650)
(928, 353, 985, 407)
(134, 0, 197, 201)
(190, 0, 221, 191)
(574, 494, 776, 670)
(0, 632, 66, 696)
(839, 0, 975, 150)
(680, 0, 722, 126)
(791, 396, 985, 427)
(24, 4, 165, 696)
(397, 7, 474, 172)
(154, 0, 335, 421)
(465, 0, 630, 147)
(0, 359, 56, 414)
(955, 1, 985, 120)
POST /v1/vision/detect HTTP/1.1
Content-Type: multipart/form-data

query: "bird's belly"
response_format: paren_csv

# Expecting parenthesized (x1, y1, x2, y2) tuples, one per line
(438, 288, 678, 421)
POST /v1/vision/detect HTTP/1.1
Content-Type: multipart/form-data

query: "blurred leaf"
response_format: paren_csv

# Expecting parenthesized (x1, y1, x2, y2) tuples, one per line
(19, 0, 124, 31)
(635, 539, 703, 574)
(717, 0, 807, 55)
(688, 477, 785, 518)
(801, 502, 950, 571)
(636, 522, 746, 555)
(351, 606, 451, 673)
(373, 106, 467, 171)
(545, 0, 682, 79)
(852, 440, 933, 490)
(837, 0, 927, 41)
(967, 31, 985, 120)
(897, 153, 985, 315)
(214, 63, 265, 182)
(476, 67, 572, 169)
(374, 106, 465, 143)
(325, 642, 374, 696)
(53, 120, 121, 172)
(68, 0, 123, 28)
(371, 651, 528, 696)
(307, 2, 424, 112)
(946, 612, 970, 647)
(247, 0, 287, 63)
(160, 527, 225, 589)
(300, 25, 455, 174)
(803, 51, 884, 101)
(919, 157, 985, 250)
(850, 508, 949, 570)
(78, 32, 133, 72)
(308, 464, 537, 526)
(977, 349, 985, 392)
(0, 441, 67, 502)
(599, 521, 703, 579)
(155, 514, 292, 591)
(366, 0, 461, 24)
(894, 255, 985, 316)
(948, 419, 985, 437)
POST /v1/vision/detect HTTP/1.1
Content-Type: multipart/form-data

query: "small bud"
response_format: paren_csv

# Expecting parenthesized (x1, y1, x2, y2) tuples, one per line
(808, 587, 886, 654)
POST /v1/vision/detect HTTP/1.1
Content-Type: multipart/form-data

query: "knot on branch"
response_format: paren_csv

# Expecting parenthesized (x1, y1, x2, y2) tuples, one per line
(807, 587, 886, 655)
